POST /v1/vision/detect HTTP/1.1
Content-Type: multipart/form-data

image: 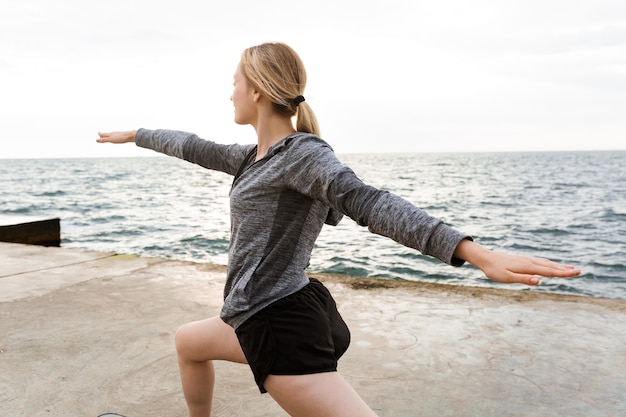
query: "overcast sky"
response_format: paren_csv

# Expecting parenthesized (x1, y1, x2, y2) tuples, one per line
(1, 0, 625, 158)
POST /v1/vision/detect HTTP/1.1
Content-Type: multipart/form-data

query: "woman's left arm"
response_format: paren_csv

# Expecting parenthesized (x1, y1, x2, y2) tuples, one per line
(284, 139, 581, 286)
(453, 239, 581, 285)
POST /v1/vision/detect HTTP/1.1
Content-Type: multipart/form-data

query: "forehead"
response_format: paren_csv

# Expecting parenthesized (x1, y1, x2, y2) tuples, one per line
(233, 62, 244, 79)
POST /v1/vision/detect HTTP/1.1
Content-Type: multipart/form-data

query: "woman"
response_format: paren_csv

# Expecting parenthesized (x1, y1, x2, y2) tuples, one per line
(97, 42, 580, 417)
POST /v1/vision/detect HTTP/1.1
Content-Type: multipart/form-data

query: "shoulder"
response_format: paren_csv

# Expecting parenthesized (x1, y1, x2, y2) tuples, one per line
(281, 133, 335, 157)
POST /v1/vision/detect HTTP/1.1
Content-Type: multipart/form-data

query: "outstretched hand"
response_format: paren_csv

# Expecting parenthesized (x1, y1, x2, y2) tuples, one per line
(454, 239, 581, 286)
(476, 250, 580, 285)
(96, 130, 137, 144)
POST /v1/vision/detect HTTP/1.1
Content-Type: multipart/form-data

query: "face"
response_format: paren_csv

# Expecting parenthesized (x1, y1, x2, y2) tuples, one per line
(230, 63, 257, 125)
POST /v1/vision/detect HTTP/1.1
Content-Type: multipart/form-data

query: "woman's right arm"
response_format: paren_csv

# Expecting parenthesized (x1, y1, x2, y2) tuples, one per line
(98, 129, 192, 160)
(97, 129, 254, 176)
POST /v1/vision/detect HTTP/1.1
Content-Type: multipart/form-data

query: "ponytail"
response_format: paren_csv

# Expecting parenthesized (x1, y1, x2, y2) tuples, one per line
(296, 102, 320, 136)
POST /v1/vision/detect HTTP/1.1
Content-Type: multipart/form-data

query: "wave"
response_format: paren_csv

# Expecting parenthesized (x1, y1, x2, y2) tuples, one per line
(32, 190, 67, 197)
(525, 227, 571, 236)
(600, 208, 626, 219)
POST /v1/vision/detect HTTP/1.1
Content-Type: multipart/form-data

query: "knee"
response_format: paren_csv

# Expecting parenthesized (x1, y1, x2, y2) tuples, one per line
(174, 322, 194, 358)
(174, 317, 243, 364)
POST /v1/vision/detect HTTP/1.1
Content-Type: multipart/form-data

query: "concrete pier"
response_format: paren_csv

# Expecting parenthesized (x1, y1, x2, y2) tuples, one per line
(0, 215, 60, 246)
(1, 241, 625, 417)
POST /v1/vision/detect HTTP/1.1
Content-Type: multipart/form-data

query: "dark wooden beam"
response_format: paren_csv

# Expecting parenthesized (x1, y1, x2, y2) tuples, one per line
(0, 216, 61, 247)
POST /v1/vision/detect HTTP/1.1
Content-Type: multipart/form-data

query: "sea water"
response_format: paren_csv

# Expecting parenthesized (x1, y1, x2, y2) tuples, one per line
(1, 151, 624, 300)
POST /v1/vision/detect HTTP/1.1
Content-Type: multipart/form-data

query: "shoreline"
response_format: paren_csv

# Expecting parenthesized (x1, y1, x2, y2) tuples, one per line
(312, 270, 626, 309)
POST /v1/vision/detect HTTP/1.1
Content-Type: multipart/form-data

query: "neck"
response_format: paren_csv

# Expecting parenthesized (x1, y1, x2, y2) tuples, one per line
(253, 113, 296, 161)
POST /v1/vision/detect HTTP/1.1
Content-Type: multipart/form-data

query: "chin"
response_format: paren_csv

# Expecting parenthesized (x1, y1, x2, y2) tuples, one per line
(234, 115, 251, 126)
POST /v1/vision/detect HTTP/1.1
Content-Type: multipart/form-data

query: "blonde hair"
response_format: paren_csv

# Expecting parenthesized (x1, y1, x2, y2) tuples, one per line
(240, 42, 320, 136)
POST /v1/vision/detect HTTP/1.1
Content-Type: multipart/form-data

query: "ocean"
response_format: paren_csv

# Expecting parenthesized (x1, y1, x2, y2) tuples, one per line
(1, 151, 625, 300)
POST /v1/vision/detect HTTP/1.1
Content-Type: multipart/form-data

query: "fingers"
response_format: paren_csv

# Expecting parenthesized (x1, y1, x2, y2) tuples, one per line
(96, 132, 109, 143)
(490, 270, 540, 286)
(95, 130, 135, 144)
(508, 265, 578, 286)
(483, 253, 581, 286)
(528, 257, 581, 278)
(520, 274, 540, 286)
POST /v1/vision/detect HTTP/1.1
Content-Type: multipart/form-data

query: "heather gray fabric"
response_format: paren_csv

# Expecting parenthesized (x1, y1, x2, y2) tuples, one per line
(135, 129, 470, 329)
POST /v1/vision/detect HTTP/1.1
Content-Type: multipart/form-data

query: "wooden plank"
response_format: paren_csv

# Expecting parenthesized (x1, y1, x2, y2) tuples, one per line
(0, 216, 61, 246)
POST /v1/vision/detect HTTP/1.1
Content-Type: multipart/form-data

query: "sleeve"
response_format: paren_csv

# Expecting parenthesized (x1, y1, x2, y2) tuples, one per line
(283, 139, 472, 266)
(135, 128, 255, 176)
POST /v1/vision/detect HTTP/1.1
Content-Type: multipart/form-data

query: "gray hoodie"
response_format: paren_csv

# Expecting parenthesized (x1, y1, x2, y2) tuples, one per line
(135, 129, 470, 329)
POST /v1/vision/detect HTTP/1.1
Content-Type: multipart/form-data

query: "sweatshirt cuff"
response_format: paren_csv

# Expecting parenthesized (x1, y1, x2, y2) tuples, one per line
(427, 223, 473, 267)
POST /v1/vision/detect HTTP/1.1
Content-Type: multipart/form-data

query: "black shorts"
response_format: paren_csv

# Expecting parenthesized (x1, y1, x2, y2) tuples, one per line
(235, 278, 351, 393)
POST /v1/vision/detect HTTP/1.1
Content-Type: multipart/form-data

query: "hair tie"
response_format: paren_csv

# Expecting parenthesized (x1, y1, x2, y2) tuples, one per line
(292, 95, 305, 107)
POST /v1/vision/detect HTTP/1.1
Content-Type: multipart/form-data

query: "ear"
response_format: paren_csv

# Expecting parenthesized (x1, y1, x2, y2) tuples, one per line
(252, 90, 260, 103)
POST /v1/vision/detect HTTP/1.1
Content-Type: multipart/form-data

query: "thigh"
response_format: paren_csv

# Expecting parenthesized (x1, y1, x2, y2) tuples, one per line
(175, 316, 247, 364)
(264, 372, 378, 417)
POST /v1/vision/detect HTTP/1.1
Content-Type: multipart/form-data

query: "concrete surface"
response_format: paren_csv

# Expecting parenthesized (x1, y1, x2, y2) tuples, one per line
(1, 241, 625, 417)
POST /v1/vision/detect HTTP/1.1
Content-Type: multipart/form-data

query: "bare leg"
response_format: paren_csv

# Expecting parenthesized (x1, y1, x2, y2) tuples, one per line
(264, 371, 379, 417)
(175, 316, 247, 417)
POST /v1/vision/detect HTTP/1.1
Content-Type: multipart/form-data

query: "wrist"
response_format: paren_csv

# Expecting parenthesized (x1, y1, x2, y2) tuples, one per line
(453, 239, 491, 269)
(127, 130, 137, 142)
